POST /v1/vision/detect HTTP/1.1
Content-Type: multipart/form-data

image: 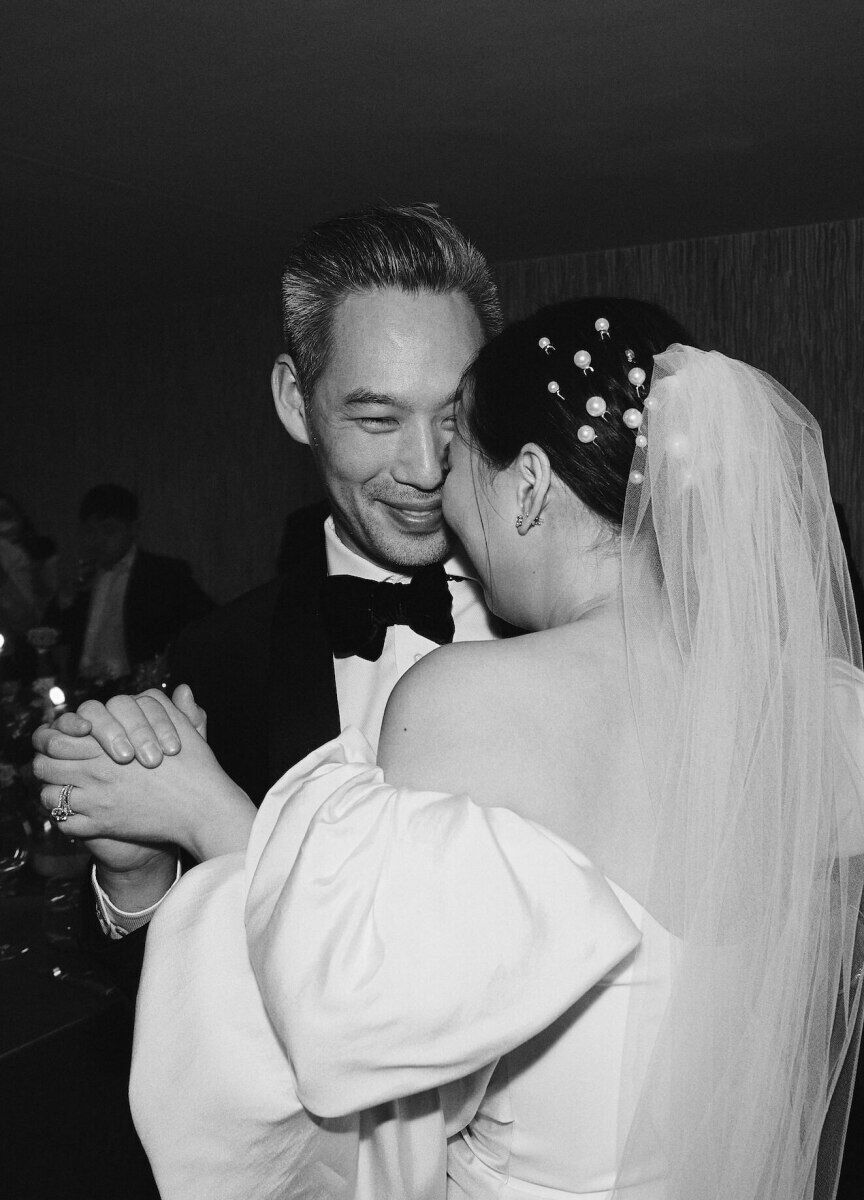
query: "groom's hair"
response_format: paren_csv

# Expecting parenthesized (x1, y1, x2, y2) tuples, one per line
(280, 203, 502, 400)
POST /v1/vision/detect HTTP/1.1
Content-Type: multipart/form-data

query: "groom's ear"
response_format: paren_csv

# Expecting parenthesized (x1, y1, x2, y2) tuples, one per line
(272, 355, 311, 445)
(515, 443, 552, 535)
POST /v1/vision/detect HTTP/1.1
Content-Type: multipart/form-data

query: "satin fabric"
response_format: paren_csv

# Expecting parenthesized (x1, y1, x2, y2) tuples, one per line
(131, 729, 639, 1199)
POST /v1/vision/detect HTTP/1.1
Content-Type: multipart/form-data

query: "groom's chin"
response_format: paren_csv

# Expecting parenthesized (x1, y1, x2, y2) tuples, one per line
(373, 521, 452, 571)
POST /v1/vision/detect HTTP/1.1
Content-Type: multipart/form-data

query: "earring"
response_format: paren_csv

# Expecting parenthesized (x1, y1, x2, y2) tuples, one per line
(530, 516, 542, 528)
(515, 515, 524, 529)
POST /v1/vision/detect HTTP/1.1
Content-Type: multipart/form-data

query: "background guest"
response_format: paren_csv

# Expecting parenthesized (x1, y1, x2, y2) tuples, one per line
(48, 484, 212, 685)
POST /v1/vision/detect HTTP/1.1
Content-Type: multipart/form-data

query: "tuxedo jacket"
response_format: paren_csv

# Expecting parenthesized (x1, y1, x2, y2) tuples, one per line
(166, 500, 339, 804)
(51, 548, 213, 679)
(80, 502, 339, 994)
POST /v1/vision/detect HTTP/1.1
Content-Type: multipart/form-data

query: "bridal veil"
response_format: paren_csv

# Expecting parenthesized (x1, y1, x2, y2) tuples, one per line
(615, 346, 864, 1199)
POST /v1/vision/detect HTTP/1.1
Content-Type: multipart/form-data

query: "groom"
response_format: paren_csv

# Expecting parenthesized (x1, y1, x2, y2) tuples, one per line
(45, 203, 505, 984)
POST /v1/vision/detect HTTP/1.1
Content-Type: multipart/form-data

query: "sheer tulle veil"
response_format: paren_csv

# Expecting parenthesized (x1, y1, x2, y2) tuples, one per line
(614, 346, 864, 1199)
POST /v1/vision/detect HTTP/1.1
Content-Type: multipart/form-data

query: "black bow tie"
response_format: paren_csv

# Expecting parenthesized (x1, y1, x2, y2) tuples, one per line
(323, 563, 456, 661)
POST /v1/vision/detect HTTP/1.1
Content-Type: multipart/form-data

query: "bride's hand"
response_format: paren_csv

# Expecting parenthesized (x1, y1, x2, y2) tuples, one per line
(32, 707, 254, 862)
(35, 685, 208, 767)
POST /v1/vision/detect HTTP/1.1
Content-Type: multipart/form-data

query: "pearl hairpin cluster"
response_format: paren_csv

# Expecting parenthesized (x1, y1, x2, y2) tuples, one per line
(537, 317, 650, 475)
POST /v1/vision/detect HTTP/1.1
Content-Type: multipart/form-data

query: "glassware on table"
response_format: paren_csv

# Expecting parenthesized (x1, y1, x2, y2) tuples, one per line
(42, 877, 82, 945)
(0, 761, 31, 960)
(0, 762, 29, 895)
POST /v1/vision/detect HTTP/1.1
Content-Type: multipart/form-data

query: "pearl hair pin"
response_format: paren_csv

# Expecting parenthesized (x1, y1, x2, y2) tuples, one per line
(628, 366, 646, 396)
(622, 407, 643, 429)
(538, 331, 653, 458)
(624, 409, 648, 448)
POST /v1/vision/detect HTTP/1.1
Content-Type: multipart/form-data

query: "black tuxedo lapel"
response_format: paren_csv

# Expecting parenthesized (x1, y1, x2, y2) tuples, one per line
(266, 506, 341, 783)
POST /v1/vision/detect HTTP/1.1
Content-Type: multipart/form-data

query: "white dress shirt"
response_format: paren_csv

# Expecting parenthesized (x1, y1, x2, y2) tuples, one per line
(324, 516, 499, 752)
(96, 517, 499, 934)
(79, 545, 137, 680)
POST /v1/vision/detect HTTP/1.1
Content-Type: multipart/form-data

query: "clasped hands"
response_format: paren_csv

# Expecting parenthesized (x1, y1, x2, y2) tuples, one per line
(31, 685, 256, 885)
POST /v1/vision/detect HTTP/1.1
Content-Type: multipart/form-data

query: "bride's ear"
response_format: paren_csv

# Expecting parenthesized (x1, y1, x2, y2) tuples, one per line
(515, 443, 552, 535)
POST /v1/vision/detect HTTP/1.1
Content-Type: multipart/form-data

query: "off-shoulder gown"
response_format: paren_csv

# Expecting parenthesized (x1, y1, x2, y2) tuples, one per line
(130, 730, 676, 1199)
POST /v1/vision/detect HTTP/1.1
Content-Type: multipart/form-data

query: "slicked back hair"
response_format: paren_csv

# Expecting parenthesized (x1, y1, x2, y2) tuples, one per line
(280, 203, 502, 400)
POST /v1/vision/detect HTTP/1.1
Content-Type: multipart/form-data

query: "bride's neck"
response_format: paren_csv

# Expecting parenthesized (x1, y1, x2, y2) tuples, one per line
(541, 547, 623, 631)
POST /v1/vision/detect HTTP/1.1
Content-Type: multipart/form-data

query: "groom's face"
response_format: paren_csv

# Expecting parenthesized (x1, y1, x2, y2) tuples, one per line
(299, 287, 484, 571)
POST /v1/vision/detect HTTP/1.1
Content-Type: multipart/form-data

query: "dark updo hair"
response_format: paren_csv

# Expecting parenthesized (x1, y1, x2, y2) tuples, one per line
(460, 297, 696, 529)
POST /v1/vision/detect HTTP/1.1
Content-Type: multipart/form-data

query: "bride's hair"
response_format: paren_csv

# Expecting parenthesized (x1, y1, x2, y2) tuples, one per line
(460, 297, 694, 526)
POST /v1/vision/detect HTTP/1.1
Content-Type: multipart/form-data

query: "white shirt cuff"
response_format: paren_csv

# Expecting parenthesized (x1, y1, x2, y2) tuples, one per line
(92, 859, 182, 940)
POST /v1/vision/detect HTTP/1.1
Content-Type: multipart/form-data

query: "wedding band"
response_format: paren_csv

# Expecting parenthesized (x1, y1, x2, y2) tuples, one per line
(51, 783, 75, 824)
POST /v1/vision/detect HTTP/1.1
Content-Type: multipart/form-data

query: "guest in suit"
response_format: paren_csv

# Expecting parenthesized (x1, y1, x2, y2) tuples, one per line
(49, 484, 212, 683)
(43, 203, 505, 991)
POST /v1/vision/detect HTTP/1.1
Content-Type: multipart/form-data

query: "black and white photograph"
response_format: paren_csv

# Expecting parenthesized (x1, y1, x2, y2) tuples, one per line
(2, 3, 863, 1198)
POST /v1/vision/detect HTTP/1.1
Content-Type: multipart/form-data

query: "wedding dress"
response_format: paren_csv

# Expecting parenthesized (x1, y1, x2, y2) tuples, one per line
(130, 728, 641, 1200)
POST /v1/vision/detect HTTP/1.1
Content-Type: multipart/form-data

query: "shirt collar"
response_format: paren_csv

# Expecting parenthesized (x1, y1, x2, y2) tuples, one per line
(324, 516, 478, 583)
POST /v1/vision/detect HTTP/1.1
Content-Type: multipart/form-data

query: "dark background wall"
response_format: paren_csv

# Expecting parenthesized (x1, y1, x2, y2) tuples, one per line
(3, 287, 321, 604)
(3, 216, 862, 604)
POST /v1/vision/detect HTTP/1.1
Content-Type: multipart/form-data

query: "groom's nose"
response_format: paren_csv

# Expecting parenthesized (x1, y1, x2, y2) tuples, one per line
(391, 420, 448, 491)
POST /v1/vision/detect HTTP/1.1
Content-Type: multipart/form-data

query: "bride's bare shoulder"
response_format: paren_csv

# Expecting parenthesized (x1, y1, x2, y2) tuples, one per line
(385, 633, 536, 722)
(378, 631, 563, 791)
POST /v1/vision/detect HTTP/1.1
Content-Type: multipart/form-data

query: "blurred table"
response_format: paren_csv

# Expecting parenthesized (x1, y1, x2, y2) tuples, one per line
(0, 875, 159, 1200)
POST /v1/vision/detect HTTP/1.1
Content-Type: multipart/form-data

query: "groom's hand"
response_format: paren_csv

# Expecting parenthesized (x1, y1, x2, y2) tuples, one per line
(92, 845, 180, 914)
(40, 685, 207, 766)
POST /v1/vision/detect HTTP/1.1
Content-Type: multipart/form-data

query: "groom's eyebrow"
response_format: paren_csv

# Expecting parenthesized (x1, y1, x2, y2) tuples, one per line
(342, 388, 406, 409)
(342, 388, 459, 412)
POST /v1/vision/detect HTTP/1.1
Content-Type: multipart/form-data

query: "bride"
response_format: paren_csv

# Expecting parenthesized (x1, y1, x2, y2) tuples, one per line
(34, 298, 864, 1199)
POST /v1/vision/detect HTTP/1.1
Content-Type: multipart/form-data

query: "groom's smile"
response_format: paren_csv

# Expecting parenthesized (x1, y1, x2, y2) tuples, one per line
(279, 285, 484, 573)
